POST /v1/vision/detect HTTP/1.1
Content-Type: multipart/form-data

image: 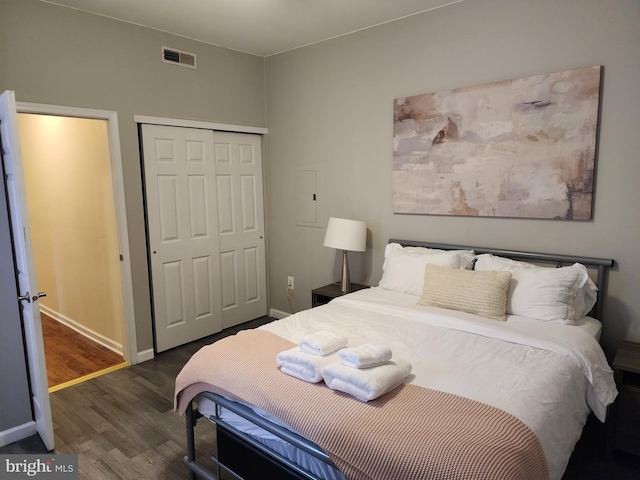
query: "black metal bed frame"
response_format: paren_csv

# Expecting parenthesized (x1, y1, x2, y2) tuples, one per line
(184, 392, 336, 480)
(182, 240, 614, 480)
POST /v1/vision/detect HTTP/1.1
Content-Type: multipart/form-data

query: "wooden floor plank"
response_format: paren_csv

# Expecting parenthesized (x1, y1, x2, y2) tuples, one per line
(77, 440, 123, 480)
(41, 313, 125, 388)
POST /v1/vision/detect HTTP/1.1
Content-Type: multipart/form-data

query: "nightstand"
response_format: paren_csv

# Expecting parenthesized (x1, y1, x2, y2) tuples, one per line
(311, 282, 369, 307)
(608, 340, 640, 458)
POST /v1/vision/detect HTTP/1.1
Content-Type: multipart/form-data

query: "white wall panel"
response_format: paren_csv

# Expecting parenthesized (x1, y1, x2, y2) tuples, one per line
(239, 144, 254, 164)
(243, 247, 259, 302)
(163, 261, 184, 327)
(192, 256, 212, 319)
(217, 175, 235, 235)
(157, 175, 179, 242)
(215, 142, 231, 164)
(155, 138, 175, 163)
(188, 175, 208, 238)
(241, 174, 257, 232)
(186, 140, 205, 163)
(220, 250, 238, 310)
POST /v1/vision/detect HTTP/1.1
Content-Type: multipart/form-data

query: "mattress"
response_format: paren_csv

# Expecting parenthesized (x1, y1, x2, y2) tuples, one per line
(197, 286, 614, 480)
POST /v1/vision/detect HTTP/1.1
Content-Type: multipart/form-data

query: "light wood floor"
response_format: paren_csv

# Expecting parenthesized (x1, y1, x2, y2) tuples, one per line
(3, 315, 640, 480)
(41, 313, 125, 388)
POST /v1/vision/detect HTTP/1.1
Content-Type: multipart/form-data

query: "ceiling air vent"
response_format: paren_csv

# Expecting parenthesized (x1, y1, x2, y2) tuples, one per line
(162, 46, 197, 69)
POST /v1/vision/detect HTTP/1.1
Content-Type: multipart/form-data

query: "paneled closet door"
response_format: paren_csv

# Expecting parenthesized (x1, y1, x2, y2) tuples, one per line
(213, 131, 267, 329)
(142, 125, 267, 351)
(142, 124, 223, 352)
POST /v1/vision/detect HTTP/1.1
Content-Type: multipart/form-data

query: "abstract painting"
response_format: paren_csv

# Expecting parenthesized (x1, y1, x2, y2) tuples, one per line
(393, 66, 601, 220)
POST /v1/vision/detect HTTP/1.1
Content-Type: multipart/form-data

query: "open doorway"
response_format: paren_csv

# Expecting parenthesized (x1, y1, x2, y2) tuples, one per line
(17, 112, 130, 390)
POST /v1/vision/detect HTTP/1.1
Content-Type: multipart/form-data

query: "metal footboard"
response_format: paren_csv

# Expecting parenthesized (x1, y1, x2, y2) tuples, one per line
(183, 391, 338, 480)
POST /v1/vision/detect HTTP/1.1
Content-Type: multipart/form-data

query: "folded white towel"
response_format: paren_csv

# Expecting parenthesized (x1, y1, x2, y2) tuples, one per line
(338, 344, 392, 368)
(322, 359, 412, 402)
(299, 331, 348, 356)
(276, 347, 339, 383)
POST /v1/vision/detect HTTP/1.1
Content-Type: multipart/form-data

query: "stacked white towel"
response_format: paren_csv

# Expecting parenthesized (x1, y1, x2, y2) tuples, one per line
(298, 331, 347, 356)
(322, 359, 412, 402)
(277, 333, 411, 398)
(276, 347, 339, 383)
(338, 344, 392, 368)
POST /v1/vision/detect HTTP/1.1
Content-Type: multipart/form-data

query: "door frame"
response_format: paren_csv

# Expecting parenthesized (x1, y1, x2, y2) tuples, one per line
(133, 115, 268, 135)
(19, 102, 138, 364)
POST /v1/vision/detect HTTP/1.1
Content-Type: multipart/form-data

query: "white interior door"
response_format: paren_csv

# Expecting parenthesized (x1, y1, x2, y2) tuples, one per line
(142, 124, 223, 352)
(213, 132, 267, 328)
(0, 90, 54, 450)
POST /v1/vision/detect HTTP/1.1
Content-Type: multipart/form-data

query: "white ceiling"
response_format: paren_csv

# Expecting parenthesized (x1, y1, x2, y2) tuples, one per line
(41, 0, 463, 57)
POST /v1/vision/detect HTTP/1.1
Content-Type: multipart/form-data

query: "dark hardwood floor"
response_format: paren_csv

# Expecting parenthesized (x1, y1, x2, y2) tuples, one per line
(41, 313, 126, 388)
(3, 315, 640, 479)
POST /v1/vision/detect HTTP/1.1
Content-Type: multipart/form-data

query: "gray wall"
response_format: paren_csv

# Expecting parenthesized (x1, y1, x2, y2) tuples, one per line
(0, 0, 266, 353)
(265, 0, 640, 356)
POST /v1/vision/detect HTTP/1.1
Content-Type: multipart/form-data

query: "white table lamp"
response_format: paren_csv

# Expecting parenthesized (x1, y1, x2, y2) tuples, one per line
(323, 217, 367, 293)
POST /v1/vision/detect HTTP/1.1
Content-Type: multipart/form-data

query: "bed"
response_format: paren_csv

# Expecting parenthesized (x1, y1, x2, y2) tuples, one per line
(174, 240, 617, 480)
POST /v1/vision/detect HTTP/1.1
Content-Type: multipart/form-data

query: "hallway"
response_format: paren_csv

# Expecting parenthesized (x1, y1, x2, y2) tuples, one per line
(41, 313, 126, 391)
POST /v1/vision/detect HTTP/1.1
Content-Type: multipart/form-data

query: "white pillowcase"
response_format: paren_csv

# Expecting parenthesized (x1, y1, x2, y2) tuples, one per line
(379, 243, 475, 296)
(401, 245, 476, 270)
(474, 254, 598, 324)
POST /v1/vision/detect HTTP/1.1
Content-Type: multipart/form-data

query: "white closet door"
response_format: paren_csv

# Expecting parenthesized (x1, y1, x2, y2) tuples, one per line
(142, 124, 222, 352)
(213, 132, 267, 328)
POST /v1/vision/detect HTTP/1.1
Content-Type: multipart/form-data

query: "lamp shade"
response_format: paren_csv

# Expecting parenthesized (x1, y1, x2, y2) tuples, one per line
(323, 217, 367, 252)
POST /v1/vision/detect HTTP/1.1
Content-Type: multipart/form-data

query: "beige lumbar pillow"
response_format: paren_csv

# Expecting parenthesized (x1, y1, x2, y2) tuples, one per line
(417, 264, 512, 321)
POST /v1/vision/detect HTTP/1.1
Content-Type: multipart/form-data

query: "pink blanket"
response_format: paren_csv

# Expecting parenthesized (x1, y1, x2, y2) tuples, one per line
(175, 329, 548, 480)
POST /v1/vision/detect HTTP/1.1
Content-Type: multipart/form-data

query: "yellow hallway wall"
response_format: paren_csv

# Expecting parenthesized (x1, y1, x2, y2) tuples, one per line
(19, 113, 124, 349)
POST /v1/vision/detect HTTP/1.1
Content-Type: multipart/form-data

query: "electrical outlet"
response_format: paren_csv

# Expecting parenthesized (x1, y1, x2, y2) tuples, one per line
(287, 276, 294, 290)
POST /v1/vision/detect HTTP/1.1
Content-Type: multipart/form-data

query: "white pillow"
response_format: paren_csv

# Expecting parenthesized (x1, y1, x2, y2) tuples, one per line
(379, 243, 475, 296)
(573, 278, 598, 319)
(474, 254, 597, 324)
(402, 245, 476, 270)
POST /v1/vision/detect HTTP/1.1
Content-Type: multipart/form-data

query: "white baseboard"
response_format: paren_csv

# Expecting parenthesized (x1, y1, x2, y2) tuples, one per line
(136, 348, 155, 363)
(0, 421, 37, 448)
(39, 304, 123, 356)
(269, 308, 290, 319)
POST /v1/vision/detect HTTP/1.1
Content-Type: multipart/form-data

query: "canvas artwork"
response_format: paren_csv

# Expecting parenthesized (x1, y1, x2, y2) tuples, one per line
(392, 66, 601, 220)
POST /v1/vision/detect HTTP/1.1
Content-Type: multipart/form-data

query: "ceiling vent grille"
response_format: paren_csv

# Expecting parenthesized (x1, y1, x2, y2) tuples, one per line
(162, 47, 197, 69)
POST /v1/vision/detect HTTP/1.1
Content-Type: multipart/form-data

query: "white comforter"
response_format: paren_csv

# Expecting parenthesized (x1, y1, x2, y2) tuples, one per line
(260, 287, 618, 480)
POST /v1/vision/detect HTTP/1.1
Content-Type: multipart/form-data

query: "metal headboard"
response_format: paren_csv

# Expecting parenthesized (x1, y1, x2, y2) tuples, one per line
(389, 239, 615, 321)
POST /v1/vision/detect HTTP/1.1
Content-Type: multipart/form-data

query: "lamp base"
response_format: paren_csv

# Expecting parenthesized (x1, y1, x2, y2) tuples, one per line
(340, 250, 351, 293)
